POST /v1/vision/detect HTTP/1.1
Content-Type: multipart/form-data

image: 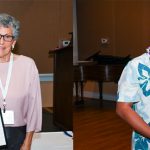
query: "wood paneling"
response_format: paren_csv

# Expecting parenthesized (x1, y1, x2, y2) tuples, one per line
(77, 0, 114, 59)
(77, 0, 150, 60)
(0, 0, 72, 73)
(115, 1, 143, 56)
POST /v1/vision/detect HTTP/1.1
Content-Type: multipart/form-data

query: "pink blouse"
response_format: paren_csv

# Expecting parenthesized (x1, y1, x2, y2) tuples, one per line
(0, 55, 42, 132)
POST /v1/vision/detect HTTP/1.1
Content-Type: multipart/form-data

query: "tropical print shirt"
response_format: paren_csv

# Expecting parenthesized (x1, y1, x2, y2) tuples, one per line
(117, 52, 150, 150)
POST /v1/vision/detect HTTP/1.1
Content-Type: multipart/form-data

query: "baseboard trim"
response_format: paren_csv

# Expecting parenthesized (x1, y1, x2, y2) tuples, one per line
(83, 91, 117, 101)
(39, 73, 53, 82)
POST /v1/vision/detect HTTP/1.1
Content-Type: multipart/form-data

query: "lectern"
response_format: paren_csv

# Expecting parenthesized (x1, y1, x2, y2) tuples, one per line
(49, 46, 73, 130)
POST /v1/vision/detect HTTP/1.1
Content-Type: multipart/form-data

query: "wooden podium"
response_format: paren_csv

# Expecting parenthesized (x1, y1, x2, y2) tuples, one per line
(49, 46, 73, 130)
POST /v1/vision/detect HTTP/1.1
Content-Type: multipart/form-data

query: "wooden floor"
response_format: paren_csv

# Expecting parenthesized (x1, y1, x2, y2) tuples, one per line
(73, 99, 132, 150)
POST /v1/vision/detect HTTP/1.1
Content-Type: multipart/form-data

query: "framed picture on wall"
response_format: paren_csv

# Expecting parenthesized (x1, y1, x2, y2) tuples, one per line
(0, 108, 7, 149)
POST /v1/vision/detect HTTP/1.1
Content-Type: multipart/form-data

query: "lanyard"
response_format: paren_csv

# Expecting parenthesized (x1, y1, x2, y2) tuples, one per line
(0, 53, 13, 112)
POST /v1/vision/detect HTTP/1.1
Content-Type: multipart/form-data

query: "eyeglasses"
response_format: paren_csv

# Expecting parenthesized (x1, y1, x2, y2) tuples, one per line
(0, 34, 14, 42)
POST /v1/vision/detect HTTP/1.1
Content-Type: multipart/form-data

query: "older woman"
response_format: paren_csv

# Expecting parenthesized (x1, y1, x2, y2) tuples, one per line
(0, 13, 42, 150)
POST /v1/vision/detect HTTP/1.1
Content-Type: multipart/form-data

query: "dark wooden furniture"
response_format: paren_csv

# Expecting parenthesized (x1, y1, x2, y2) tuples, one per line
(74, 54, 131, 107)
(49, 46, 73, 130)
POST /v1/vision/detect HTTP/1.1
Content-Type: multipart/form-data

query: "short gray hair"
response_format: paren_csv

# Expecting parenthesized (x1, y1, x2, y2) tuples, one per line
(0, 13, 20, 40)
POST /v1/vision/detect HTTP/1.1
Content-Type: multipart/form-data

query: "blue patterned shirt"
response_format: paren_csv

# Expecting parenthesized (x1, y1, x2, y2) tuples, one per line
(117, 53, 150, 150)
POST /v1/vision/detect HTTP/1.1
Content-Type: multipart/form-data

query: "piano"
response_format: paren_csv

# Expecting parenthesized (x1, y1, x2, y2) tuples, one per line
(73, 52, 131, 107)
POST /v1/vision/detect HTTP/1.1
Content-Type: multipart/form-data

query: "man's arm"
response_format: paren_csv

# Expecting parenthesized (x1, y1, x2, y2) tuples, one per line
(116, 102, 150, 138)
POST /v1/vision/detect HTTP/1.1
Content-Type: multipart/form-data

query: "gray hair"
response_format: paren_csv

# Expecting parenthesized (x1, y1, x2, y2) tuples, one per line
(0, 13, 20, 40)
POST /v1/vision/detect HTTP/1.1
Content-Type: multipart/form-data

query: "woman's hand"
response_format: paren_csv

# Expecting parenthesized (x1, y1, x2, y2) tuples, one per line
(20, 131, 34, 150)
(20, 143, 31, 150)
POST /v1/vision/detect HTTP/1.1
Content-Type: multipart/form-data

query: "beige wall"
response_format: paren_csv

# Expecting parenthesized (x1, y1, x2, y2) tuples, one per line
(0, 0, 72, 73)
(83, 81, 117, 100)
(40, 81, 53, 107)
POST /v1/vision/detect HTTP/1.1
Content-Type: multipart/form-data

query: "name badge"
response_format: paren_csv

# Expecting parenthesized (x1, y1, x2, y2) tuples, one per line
(1, 110, 14, 125)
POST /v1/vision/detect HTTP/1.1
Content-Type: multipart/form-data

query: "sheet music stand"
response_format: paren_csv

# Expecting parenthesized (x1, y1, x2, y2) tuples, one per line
(0, 108, 7, 149)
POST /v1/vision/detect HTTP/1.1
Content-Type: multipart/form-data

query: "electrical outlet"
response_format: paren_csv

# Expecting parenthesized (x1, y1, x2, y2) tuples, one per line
(101, 38, 109, 44)
(62, 40, 70, 47)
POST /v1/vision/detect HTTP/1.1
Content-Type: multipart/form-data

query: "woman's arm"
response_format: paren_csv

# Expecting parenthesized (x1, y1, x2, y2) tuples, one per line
(20, 131, 34, 150)
(116, 102, 150, 138)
